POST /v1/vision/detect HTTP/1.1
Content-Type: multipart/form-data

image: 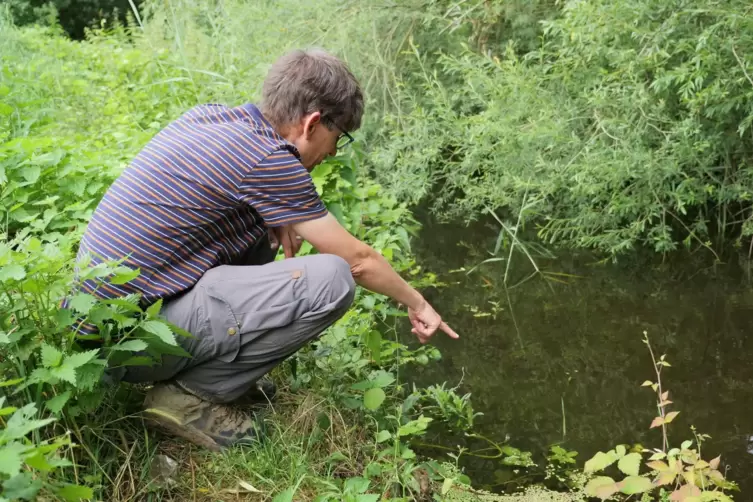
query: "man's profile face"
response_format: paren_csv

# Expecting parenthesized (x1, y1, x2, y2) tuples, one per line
(295, 113, 340, 171)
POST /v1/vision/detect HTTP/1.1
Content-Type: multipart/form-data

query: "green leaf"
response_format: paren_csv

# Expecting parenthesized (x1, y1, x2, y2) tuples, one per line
(664, 411, 680, 423)
(364, 330, 382, 363)
(371, 370, 395, 389)
(88, 305, 114, 324)
(355, 495, 379, 502)
(50, 365, 77, 385)
(20, 165, 40, 183)
(24, 367, 52, 387)
(272, 486, 296, 502)
(615, 445, 626, 457)
(75, 364, 104, 392)
(376, 430, 391, 443)
(344, 477, 369, 494)
(618, 452, 642, 476)
(2, 472, 42, 500)
(585, 476, 619, 500)
(109, 267, 140, 285)
(0, 264, 25, 282)
(398, 416, 432, 436)
(351, 379, 375, 391)
(111, 340, 148, 352)
(68, 293, 96, 315)
(141, 320, 177, 346)
(56, 484, 94, 501)
(360, 295, 376, 310)
(45, 391, 72, 414)
(364, 462, 383, 478)
(104, 298, 142, 313)
(326, 451, 347, 463)
(585, 451, 618, 473)
(41, 344, 63, 368)
(120, 356, 155, 367)
(619, 475, 653, 495)
(363, 388, 386, 410)
(442, 478, 454, 495)
(0, 443, 27, 477)
(63, 349, 100, 370)
(164, 321, 193, 339)
(352, 371, 395, 391)
(146, 298, 163, 317)
(0, 103, 13, 116)
(0, 378, 23, 388)
(24, 452, 54, 472)
(4, 404, 56, 441)
(54, 309, 75, 329)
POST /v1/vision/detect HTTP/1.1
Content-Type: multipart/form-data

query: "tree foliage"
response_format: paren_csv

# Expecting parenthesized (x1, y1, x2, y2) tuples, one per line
(369, 0, 753, 258)
(5, 0, 141, 39)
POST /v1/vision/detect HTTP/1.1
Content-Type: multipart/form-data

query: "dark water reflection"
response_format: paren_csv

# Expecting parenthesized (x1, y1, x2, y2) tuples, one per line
(403, 212, 753, 493)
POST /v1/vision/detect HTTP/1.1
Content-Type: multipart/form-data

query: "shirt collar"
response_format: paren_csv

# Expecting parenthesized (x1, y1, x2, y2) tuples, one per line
(241, 103, 301, 159)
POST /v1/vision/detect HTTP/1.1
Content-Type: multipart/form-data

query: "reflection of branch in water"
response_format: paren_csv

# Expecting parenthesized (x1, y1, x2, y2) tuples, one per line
(485, 196, 549, 288)
(413, 432, 520, 460)
(464, 200, 584, 352)
(503, 282, 525, 352)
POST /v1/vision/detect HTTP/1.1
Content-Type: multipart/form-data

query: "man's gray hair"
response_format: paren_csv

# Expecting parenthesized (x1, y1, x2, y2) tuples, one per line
(261, 48, 364, 132)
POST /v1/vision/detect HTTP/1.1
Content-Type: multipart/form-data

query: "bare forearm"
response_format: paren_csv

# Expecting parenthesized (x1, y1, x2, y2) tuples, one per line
(291, 214, 426, 310)
(351, 250, 425, 310)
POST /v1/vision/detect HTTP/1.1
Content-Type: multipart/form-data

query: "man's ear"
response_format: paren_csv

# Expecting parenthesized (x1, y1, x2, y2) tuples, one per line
(303, 111, 322, 139)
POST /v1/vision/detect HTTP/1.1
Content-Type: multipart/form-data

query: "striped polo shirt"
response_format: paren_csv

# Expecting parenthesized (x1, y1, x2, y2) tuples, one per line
(73, 103, 327, 317)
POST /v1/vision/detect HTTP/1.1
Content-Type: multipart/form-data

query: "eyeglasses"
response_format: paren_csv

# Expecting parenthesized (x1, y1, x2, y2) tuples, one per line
(322, 113, 355, 149)
(336, 130, 355, 149)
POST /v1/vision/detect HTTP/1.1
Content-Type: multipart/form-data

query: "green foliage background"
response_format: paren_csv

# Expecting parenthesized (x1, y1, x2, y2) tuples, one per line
(0, 0, 749, 499)
(359, 0, 753, 258)
(0, 5, 492, 500)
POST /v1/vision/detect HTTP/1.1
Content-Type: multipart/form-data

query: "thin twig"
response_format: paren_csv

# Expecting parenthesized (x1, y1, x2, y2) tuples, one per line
(644, 335, 668, 452)
(664, 209, 721, 262)
(503, 283, 525, 352)
(732, 45, 753, 89)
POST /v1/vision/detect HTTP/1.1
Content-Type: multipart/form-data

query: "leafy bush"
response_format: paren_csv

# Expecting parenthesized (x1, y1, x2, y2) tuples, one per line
(583, 333, 737, 500)
(0, 12, 485, 499)
(370, 0, 753, 258)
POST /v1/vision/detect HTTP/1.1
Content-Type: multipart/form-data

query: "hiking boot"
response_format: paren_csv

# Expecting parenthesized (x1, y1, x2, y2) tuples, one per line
(234, 377, 277, 406)
(143, 383, 258, 452)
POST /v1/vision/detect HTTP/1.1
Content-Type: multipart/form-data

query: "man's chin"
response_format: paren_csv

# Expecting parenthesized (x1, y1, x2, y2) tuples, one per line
(304, 160, 321, 172)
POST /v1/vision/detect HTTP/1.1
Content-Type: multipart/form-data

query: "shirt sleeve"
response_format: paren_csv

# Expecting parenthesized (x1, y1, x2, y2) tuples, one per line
(239, 148, 328, 227)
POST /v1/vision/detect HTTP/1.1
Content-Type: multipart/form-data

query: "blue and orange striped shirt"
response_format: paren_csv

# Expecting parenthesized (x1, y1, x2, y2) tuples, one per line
(74, 103, 327, 313)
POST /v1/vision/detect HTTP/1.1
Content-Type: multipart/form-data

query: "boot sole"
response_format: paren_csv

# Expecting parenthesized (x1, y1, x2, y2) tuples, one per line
(143, 408, 222, 452)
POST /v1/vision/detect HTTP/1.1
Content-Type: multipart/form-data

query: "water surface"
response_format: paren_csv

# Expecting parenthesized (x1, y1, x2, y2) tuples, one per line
(404, 212, 753, 493)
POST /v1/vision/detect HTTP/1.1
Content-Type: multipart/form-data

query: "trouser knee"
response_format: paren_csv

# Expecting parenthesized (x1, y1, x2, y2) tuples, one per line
(304, 254, 356, 314)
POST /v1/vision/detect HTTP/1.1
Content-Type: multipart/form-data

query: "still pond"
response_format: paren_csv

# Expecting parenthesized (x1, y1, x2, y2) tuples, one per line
(403, 211, 753, 493)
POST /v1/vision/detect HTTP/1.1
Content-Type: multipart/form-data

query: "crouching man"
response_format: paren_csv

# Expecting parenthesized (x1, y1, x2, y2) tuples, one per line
(72, 48, 458, 451)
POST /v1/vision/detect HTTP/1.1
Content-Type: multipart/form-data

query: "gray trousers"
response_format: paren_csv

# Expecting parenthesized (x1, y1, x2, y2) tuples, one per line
(122, 234, 356, 403)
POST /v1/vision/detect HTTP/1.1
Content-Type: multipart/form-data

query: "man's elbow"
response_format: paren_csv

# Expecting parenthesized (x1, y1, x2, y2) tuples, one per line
(348, 245, 377, 279)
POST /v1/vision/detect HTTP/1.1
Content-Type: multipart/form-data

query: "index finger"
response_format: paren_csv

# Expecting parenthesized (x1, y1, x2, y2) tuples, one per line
(440, 322, 460, 339)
